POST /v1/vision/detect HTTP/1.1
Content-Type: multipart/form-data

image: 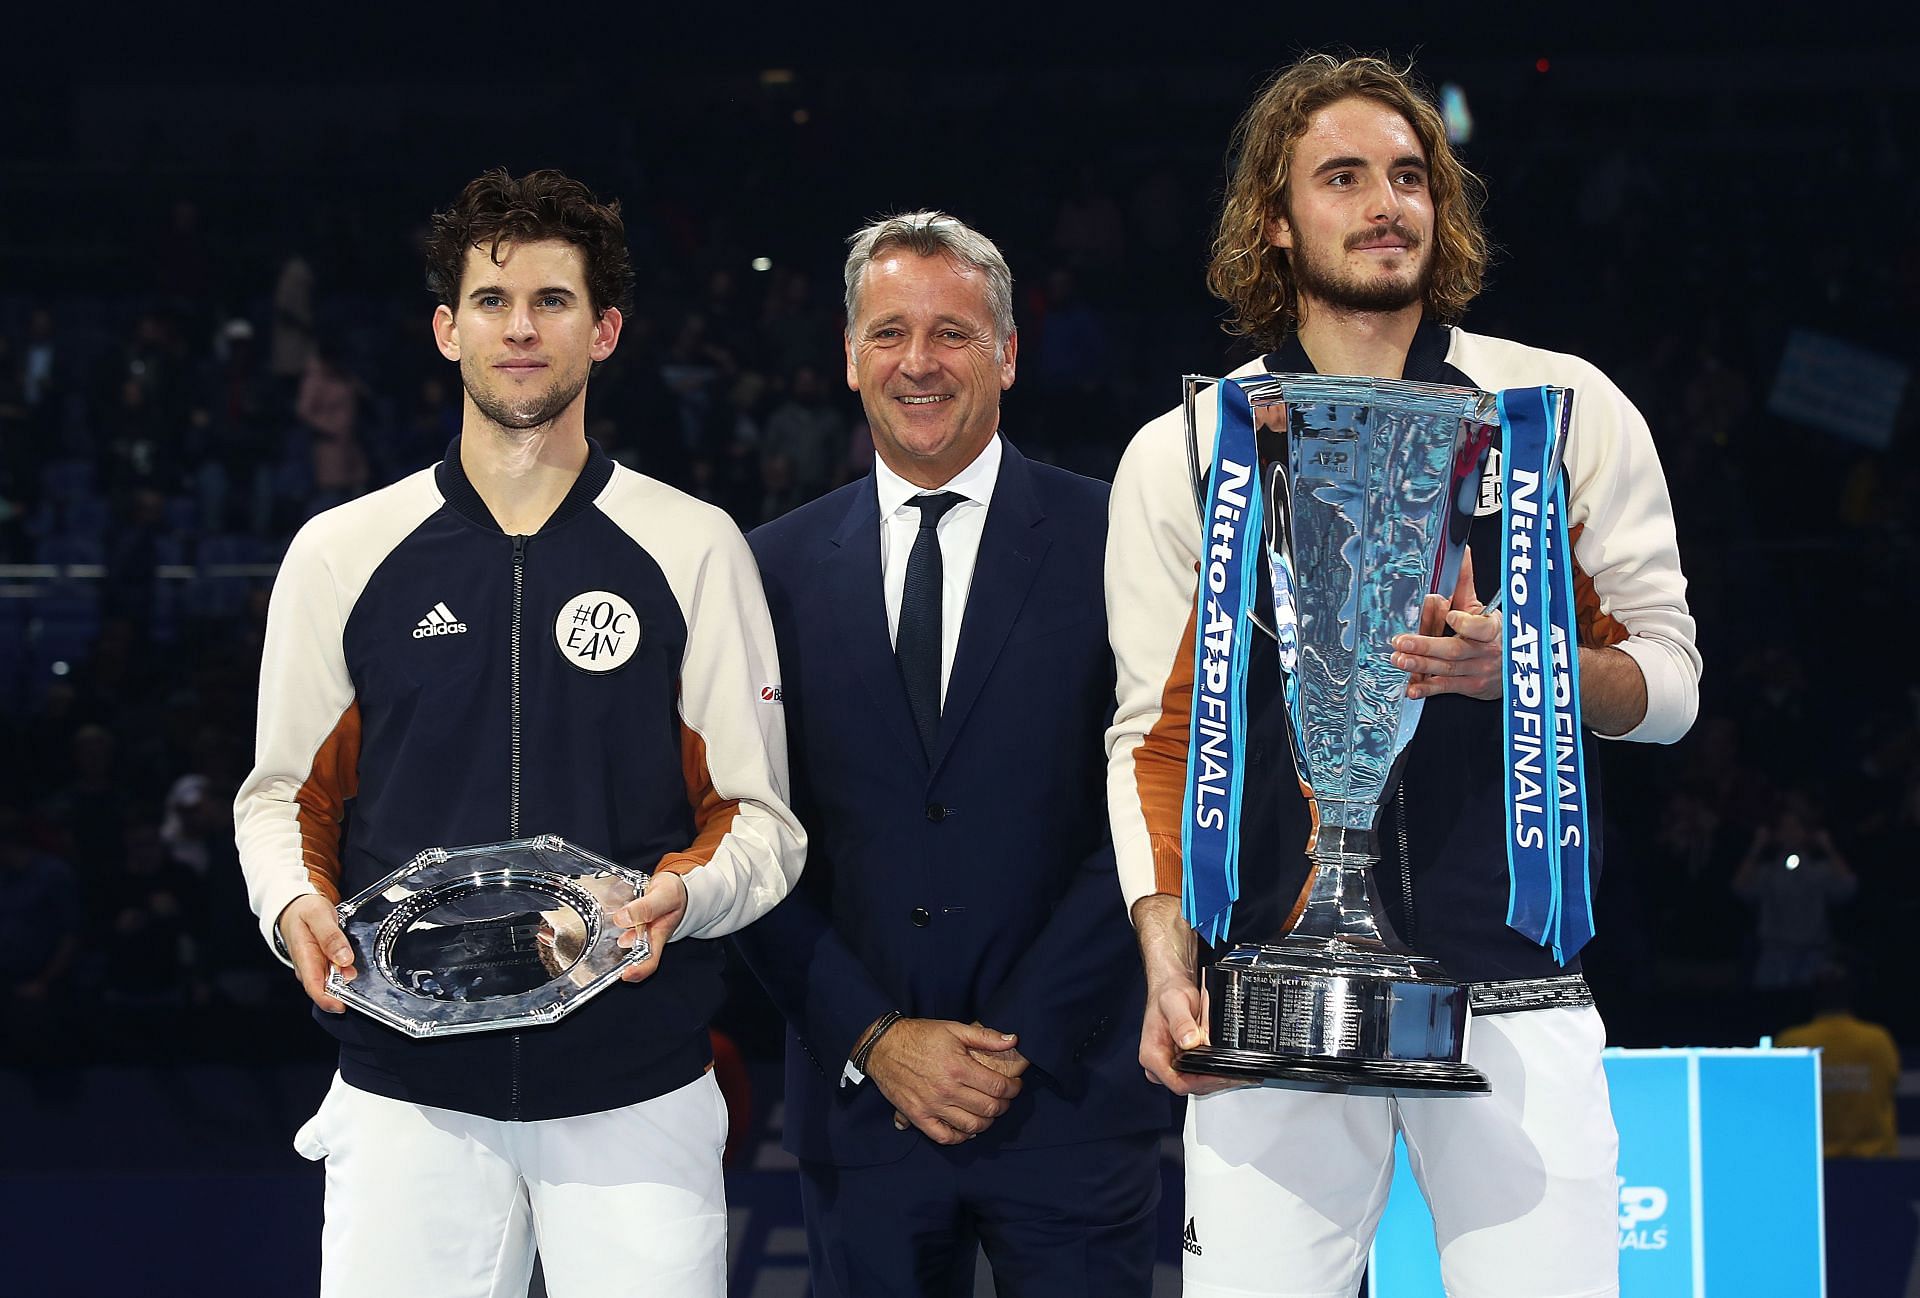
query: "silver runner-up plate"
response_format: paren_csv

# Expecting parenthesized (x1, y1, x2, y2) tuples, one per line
(323, 835, 650, 1038)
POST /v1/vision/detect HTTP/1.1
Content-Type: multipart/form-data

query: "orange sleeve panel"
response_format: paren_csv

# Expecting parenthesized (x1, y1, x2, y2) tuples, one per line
(1137, 596, 1199, 898)
(654, 719, 741, 876)
(295, 700, 360, 905)
(1568, 523, 1629, 649)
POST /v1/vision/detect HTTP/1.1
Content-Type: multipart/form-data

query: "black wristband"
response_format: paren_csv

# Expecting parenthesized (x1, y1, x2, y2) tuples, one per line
(853, 1010, 904, 1074)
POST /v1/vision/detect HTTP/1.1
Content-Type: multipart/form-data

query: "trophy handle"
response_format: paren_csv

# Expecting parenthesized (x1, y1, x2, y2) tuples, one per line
(1433, 420, 1496, 611)
(1477, 390, 1569, 616)
(1256, 459, 1294, 646)
(1182, 374, 1210, 528)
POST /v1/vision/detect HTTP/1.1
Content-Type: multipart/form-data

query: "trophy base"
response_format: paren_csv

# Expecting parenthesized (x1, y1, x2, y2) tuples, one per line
(1175, 1046, 1490, 1093)
(1187, 935, 1490, 1096)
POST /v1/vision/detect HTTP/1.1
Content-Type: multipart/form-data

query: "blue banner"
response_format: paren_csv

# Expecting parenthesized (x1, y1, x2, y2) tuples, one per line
(1542, 391, 1594, 959)
(1498, 388, 1560, 950)
(1181, 380, 1264, 946)
(1498, 387, 1592, 962)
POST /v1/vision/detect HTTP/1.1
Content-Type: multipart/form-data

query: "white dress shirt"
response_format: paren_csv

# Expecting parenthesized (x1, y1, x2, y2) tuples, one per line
(873, 434, 1003, 707)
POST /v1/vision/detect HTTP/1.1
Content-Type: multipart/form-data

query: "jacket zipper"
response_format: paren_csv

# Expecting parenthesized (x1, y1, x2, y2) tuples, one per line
(1396, 784, 1415, 946)
(510, 533, 527, 1120)
(509, 534, 526, 838)
(510, 1033, 523, 1120)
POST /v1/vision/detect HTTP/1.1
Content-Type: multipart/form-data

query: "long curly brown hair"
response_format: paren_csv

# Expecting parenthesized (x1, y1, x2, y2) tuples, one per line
(424, 168, 635, 318)
(1207, 54, 1489, 349)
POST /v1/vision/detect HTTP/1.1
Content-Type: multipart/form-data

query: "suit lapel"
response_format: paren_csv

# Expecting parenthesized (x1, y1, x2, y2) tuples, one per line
(823, 476, 925, 767)
(931, 441, 1050, 774)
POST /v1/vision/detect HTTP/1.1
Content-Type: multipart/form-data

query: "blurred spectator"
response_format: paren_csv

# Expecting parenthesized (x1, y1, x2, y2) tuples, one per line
(659, 313, 733, 454)
(103, 822, 200, 1004)
(72, 616, 151, 728)
(161, 762, 268, 1005)
(296, 340, 369, 505)
(103, 489, 165, 632)
(701, 266, 754, 360)
(22, 306, 62, 415)
(0, 332, 26, 433)
(757, 445, 803, 523)
(1646, 788, 1744, 977)
(399, 374, 461, 471)
(1029, 267, 1112, 389)
(154, 199, 212, 311)
(102, 373, 166, 494)
(269, 252, 316, 396)
(159, 773, 219, 876)
(120, 311, 187, 426)
(759, 268, 833, 376)
(1052, 167, 1127, 277)
(0, 333, 29, 533)
(1128, 167, 1189, 301)
(1680, 326, 1751, 451)
(0, 810, 82, 1005)
(1733, 803, 1857, 992)
(43, 723, 132, 894)
(195, 318, 277, 534)
(1777, 966, 1899, 1158)
(760, 364, 846, 503)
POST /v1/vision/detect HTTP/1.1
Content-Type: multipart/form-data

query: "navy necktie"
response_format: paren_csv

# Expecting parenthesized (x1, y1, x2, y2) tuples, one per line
(897, 491, 965, 758)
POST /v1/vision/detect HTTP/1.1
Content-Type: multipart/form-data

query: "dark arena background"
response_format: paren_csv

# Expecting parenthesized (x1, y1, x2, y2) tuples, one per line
(2, 10, 1913, 1295)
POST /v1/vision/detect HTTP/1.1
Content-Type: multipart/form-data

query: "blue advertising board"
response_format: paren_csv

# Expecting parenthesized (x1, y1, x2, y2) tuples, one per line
(1370, 1046, 1823, 1297)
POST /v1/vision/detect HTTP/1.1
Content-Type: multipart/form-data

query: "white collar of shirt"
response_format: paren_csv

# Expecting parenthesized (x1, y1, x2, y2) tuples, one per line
(871, 432, 1002, 695)
(872, 433, 1003, 522)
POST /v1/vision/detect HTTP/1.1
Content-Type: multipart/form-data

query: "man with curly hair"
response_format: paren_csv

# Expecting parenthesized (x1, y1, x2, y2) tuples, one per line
(1106, 55, 1700, 1297)
(236, 169, 805, 1297)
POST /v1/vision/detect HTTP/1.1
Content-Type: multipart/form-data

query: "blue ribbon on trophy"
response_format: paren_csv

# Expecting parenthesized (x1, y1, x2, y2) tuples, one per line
(1181, 379, 1264, 947)
(1497, 386, 1593, 963)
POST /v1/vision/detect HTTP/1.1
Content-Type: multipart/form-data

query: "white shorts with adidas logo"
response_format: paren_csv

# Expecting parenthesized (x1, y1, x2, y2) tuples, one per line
(1180, 1004, 1619, 1298)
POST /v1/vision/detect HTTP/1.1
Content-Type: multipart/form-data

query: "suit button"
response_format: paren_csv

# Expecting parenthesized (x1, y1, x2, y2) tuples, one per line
(910, 907, 931, 927)
(925, 803, 947, 821)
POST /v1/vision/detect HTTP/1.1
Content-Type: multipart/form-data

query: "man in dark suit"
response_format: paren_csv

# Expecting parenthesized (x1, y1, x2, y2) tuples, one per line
(735, 212, 1165, 1297)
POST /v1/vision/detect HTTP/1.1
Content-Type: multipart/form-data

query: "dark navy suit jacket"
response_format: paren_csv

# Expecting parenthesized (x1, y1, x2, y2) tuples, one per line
(735, 439, 1166, 1167)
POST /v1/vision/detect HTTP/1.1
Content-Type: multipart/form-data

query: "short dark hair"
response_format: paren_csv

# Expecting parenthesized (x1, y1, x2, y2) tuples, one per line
(424, 168, 635, 318)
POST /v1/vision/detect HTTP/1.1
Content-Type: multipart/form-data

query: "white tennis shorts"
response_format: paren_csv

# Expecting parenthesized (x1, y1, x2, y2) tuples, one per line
(294, 1069, 729, 1298)
(1181, 1004, 1619, 1298)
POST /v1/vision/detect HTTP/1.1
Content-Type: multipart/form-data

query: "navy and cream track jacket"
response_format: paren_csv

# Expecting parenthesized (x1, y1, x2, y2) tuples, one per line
(235, 438, 805, 1119)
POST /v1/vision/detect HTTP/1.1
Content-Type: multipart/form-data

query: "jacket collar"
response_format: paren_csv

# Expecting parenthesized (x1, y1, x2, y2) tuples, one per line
(434, 435, 615, 533)
(1262, 316, 1453, 384)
